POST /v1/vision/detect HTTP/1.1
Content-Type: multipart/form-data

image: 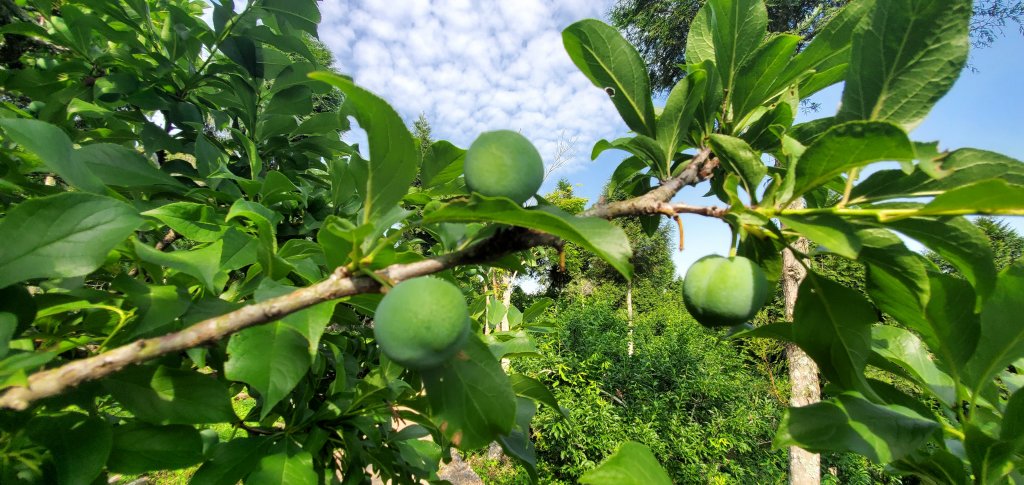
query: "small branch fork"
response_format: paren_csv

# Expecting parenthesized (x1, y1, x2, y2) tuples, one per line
(0, 150, 721, 410)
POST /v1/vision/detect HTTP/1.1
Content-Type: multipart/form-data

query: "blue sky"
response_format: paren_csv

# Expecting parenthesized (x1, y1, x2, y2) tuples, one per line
(320, 2, 1024, 277)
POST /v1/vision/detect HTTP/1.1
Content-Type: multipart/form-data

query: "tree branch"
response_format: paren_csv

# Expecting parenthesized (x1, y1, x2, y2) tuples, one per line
(0, 150, 718, 410)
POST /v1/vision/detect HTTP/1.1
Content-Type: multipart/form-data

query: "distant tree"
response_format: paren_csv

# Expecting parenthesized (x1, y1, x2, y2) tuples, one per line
(609, 0, 1024, 93)
(412, 112, 433, 159)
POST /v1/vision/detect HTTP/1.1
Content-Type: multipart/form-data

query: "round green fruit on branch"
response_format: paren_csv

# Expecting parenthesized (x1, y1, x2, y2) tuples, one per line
(463, 130, 544, 205)
(373, 277, 470, 370)
(682, 255, 769, 328)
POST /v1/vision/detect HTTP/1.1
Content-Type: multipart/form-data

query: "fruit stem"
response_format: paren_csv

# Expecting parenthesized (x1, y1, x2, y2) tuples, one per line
(674, 215, 684, 251)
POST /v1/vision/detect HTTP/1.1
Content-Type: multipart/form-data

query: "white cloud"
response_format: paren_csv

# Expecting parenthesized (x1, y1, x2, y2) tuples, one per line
(319, 0, 625, 177)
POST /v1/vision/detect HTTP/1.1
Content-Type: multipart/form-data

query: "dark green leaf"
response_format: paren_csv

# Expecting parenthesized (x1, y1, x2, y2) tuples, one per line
(255, 279, 333, 356)
(309, 72, 419, 223)
(921, 179, 1024, 216)
(562, 19, 656, 136)
(776, 392, 940, 463)
(191, 437, 274, 485)
(421, 334, 516, 450)
(793, 272, 876, 394)
(220, 34, 264, 79)
(27, 413, 111, 485)
(261, 0, 320, 36)
(0, 193, 141, 288)
(497, 397, 539, 484)
(857, 228, 930, 336)
(0, 119, 106, 193)
(839, 0, 970, 129)
(688, 0, 767, 100)
(790, 121, 914, 201)
(510, 374, 566, 418)
(579, 441, 672, 485)
(107, 423, 203, 474)
(424, 195, 633, 280)
(732, 34, 801, 119)
(104, 365, 237, 425)
(708, 134, 767, 198)
(850, 149, 1024, 203)
(964, 425, 1017, 485)
(72, 143, 184, 190)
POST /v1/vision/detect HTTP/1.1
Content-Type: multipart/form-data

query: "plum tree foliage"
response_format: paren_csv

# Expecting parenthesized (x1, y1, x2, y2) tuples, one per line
(0, 0, 1022, 483)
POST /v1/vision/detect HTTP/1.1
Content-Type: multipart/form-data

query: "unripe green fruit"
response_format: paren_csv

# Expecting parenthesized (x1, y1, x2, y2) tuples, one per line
(373, 277, 470, 369)
(682, 255, 769, 328)
(464, 130, 544, 204)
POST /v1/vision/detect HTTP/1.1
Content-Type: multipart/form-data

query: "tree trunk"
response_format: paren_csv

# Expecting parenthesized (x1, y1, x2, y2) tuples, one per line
(499, 271, 516, 371)
(782, 201, 820, 485)
(626, 281, 634, 357)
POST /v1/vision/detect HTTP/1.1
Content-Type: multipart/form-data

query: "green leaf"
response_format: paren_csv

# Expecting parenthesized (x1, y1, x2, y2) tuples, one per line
(309, 72, 419, 223)
(0, 193, 142, 288)
(857, 228, 930, 335)
(777, 214, 861, 259)
(221, 34, 264, 79)
(72, 143, 184, 190)
(883, 216, 997, 304)
(965, 263, 1024, 397)
(246, 451, 317, 485)
(592, 136, 667, 175)
(562, 19, 656, 137)
(838, 0, 971, 130)
(420, 140, 465, 188)
(104, 365, 237, 425)
(27, 413, 111, 485)
(421, 334, 516, 450)
(790, 121, 914, 201)
(143, 203, 228, 242)
(255, 279, 333, 356)
(0, 118, 107, 193)
(964, 425, 1017, 485)
(107, 423, 204, 474)
(510, 374, 566, 418)
(776, 392, 940, 464)
(225, 323, 312, 420)
(1003, 388, 1024, 444)
(708, 134, 767, 198)
(732, 33, 801, 120)
(261, 0, 320, 36)
(497, 397, 539, 484)
(133, 238, 224, 292)
(793, 272, 876, 394)
(191, 437, 274, 485)
(921, 179, 1024, 216)
(911, 273, 979, 380)
(690, 0, 767, 100)
(656, 69, 707, 166)
(781, 0, 872, 98)
(872, 325, 956, 407)
(423, 195, 633, 280)
(579, 441, 672, 485)
(850, 149, 1024, 203)
(264, 85, 312, 116)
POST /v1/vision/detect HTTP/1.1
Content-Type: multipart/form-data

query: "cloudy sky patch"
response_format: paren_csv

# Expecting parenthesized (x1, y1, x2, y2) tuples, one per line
(319, 0, 623, 178)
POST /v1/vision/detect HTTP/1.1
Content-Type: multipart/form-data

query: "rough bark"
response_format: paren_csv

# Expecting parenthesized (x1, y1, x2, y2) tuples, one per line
(782, 200, 820, 485)
(626, 281, 634, 357)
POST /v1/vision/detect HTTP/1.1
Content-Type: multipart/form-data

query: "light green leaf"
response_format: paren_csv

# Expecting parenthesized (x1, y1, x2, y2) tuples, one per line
(0, 193, 141, 288)
(857, 228, 930, 334)
(838, 0, 971, 130)
(309, 72, 419, 223)
(793, 272, 876, 394)
(107, 423, 203, 474)
(777, 214, 861, 259)
(781, 0, 872, 98)
(732, 33, 801, 120)
(423, 195, 633, 280)
(708, 134, 766, 198)
(921, 179, 1024, 217)
(579, 441, 672, 485)
(964, 425, 1017, 485)
(133, 238, 224, 292)
(420, 140, 465, 188)
(656, 69, 707, 168)
(72, 143, 184, 190)
(850, 149, 1024, 203)
(790, 121, 914, 201)
(246, 451, 317, 485)
(562, 19, 656, 136)
(0, 118, 106, 193)
(27, 413, 111, 485)
(255, 279, 334, 356)
(776, 392, 940, 464)
(965, 263, 1024, 397)
(104, 365, 237, 425)
(872, 325, 956, 407)
(693, 0, 768, 99)
(225, 323, 312, 420)
(421, 334, 516, 450)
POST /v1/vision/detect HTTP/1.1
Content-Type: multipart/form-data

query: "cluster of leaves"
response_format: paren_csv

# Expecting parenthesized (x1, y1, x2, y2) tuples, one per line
(566, 0, 1024, 482)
